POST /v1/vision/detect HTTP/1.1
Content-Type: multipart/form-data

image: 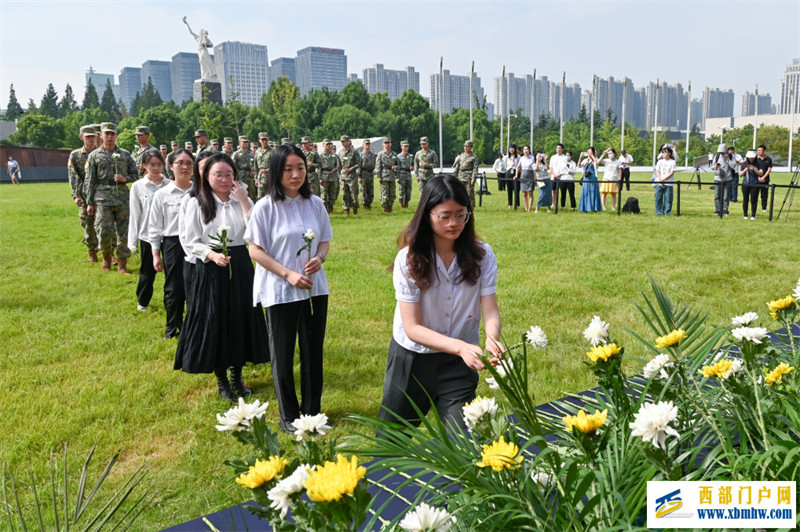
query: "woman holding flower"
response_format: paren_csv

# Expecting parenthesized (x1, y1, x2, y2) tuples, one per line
(246, 144, 333, 434)
(378, 175, 503, 431)
(174, 152, 269, 403)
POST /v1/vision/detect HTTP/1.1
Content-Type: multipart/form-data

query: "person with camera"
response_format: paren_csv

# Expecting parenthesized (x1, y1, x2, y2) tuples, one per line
(739, 150, 762, 220)
(756, 144, 773, 212)
(727, 146, 743, 202)
(711, 143, 735, 217)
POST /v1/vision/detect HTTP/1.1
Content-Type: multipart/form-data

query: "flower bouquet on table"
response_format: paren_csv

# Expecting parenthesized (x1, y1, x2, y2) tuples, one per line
(208, 225, 232, 279)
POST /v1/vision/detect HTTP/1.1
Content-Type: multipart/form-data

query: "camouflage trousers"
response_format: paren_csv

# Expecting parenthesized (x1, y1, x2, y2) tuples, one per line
(458, 176, 476, 209)
(79, 205, 98, 250)
(242, 177, 258, 204)
(341, 178, 359, 211)
(256, 171, 269, 201)
(379, 179, 396, 209)
(418, 176, 433, 197)
(309, 175, 321, 196)
(360, 174, 374, 207)
(321, 180, 339, 211)
(397, 177, 412, 206)
(95, 203, 131, 259)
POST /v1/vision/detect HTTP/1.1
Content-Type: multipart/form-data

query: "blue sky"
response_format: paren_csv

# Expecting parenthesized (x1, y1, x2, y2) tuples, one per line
(1, 0, 799, 114)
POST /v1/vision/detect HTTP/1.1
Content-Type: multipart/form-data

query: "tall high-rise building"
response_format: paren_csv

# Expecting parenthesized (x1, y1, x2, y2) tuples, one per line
(349, 73, 359, 83)
(295, 47, 347, 96)
(270, 57, 296, 85)
(689, 98, 704, 130)
(549, 82, 581, 122)
(702, 87, 734, 127)
(779, 58, 800, 114)
(85, 66, 117, 100)
(118, 67, 142, 109)
(170, 52, 201, 105)
(429, 70, 483, 114)
(362, 64, 419, 100)
(593, 76, 631, 125)
(741, 91, 774, 116)
(648, 81, 688, 130)
(213, 41, 270, 106)
(141, 60, 172, 102)
(493, 73, 548, 120)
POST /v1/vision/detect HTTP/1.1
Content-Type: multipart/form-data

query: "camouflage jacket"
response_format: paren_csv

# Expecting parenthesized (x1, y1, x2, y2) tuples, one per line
(396, 152, 413, 180)
(375, 150, 398, 180)
(359, 151, 377, 177)
(414, 149, 439, 179)
(304, 150, 321, 180)
(254, 147, 272, 175)
(196, 144, 218, 158)
(338, 146, 360, 181)
(453, 152, 479, 181)
(84, 146, 138, 207)
(68, 145, 92, 201)
(319, 152, 340, 182)
(232, 149, 255, 181)
(133, 143, 157, 175)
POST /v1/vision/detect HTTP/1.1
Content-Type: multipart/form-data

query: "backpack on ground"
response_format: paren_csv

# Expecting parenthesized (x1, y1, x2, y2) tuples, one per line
(622, 197, 640, 213)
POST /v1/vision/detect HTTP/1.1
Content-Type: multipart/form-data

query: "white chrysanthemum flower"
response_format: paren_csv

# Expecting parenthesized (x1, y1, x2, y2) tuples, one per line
(304, 228, 315, 240)
(291, 413, 331, 441)
(629, 401, 679, 450)
(731, 312, 759, 327)
(525, 325, 548, 348)
(531, 471, 552, 492)
(218, 225, 231, 233)
(731, 326, 769, 344)
(399, 502, 455, 532)
(642, 354, 673, 380)
(583, 315, 609, 347)
(793, 278, 800, 300)
(462, 396, 498, 431)
(215, 397, 269, 431)
(723, 359, 743, 379)
(485, 359, 513, 389)
(267, 464, 312, 518)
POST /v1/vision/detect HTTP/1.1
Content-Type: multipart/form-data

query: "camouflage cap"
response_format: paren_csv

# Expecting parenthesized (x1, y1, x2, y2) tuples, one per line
(464, 140, 474, 147)
(420, 136, 429, 144)
(383, 137, 391, 143)
(100, 122, 117, 133)
(400, 140, 409, 146)
(238, 135, 249, 142)
(224, 137, 233, 143)
(301, 136, 312, 143)
(159, 144, 167, 150)
(184, 141, 193, 148)
(258, 132, 269, 140)
(281, 137, 291, 145)
(340, 135, 351, 142)
(323, 139, 332, 145)
(194, 129, 209, 137)
(90, 123, 102, 133)
(211, 139, 219, 145)
(135, 125, 150, 135)
(80, 125, 97, 137)
(171, 140, 178, 147)
(363, 139, 371, 145)
(269, 141, 277, 147)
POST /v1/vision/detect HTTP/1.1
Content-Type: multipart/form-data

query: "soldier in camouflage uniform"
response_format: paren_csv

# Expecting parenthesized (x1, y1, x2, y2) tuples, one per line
(195, 128, 218, 158)
(414, 136, 439, 196)
(358, 139, 377, 210)
(222, 137, 235, 156)
(133, 126, 157, 176)
(302, 136, 321, 196)
(396, 140, 414, 208)
(254, 132, 272, 201)
(232, 135, 257, 203)
(375, 138, 398, 212)
(318, 139, 340, 213)
(453, 140, 480, 209)
(84, 123, 139, 273)
(165, 140, 179, 177)
(338, 135, 361, 215)
(68, 125, 99, 263)
(184, 141, 194, 157)
(211, 139, 220, 151)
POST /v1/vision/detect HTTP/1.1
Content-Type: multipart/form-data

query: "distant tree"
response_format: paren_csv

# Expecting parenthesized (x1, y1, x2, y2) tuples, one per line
(387, 90, 437, 147)
(130, 91, 142, 117)
(317, 104, 372, 140)
(9, 114, 65, 148)
(82, 79, 100, 110)
(59, 83, 78, 117)
(4, 84, 23, 120)
(577, 104, 589, 125)
(60, 108, 110, 148)
(39, 83, 59, 118)
(139, 104, 181, 146)
(138, 77, 163, 115)
(368, 93, 390, 115)
(271, 76, 299, 138)
(100, 79, 121, 120)
(294, 86, 337, 135)
(27, 98, 38, 114)
(337, 81, 370, 109)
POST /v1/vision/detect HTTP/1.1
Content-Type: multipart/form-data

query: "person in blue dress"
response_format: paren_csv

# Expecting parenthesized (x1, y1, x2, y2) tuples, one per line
(578, 147, 602, 212)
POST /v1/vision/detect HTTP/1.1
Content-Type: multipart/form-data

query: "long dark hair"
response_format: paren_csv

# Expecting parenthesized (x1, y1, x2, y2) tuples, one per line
(141, 149, 165, 168)
(507, 144, 518, 157)
(194, 152, 236, 224)
(267, 144, 311, 201)
(399, 175, 484, 290)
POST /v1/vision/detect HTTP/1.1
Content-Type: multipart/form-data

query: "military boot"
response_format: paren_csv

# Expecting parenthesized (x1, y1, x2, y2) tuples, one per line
(117, 258, 130, 275)
(344, 209, 350, 216)
(230, 366, 252, 397)
(352, 207, 358, 215)
(214, 368, 237, 403)
(102, 252, 112, 271)
(88, 249, 98, 263)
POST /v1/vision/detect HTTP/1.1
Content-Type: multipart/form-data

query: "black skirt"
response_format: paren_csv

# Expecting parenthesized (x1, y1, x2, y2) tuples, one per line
(174, 245, 269, 373)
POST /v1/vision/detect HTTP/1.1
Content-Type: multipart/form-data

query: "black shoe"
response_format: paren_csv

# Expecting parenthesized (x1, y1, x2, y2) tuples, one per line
(163, 330, 179, 340)
(215, 369, 237, 404)
(229, 366, 252, 397)
(279, 419, 296, 434)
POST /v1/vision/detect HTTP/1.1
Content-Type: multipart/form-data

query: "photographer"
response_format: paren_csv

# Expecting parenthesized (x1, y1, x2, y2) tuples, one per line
(727, 146, 743, 202)
(739, 150, 763, 220)
(711, 143, 735, 217)
(756, 144, 772, 212)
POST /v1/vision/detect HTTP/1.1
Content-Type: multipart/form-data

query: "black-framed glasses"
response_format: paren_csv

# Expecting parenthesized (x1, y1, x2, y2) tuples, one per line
(432, 211, 471, 226)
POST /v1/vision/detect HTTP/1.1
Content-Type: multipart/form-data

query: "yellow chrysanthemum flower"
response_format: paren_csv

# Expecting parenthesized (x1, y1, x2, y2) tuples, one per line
(563, 409, 608, 434)
(235, 455, 289, 489)
(699, 359, 733, 379)
(586, 343, 621, 363)
(476, 436, 523, 472)
(655, 329, 686, 349)
(765, 362, 795, 385)
(767, 295, 794, 320)
(303, 455, 366, 502)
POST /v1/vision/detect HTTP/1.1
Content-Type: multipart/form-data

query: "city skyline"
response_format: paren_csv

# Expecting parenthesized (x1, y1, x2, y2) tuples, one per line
(1, 1, 798, 118)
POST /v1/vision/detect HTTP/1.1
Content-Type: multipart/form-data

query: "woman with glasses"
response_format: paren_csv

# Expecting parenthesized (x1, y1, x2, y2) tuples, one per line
(378, 175, 504, 432)
(174, 153, 269, 403)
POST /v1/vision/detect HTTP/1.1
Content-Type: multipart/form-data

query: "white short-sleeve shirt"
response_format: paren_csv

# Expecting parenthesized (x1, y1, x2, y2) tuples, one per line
(245, 193, 333, 308)
(392, 241, 497, 354)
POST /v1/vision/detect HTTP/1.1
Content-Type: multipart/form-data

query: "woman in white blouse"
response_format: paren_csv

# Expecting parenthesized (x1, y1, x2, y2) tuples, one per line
(174, 153, 269, 403)
(246, 145, 333, 434)
(378, 175, 503, 431)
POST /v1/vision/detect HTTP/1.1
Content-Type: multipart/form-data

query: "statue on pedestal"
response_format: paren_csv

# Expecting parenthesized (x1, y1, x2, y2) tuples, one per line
(183, 16, 218, 82)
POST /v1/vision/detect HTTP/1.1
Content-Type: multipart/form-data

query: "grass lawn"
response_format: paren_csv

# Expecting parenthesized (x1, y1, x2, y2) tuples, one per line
(1, 172, 798, 530)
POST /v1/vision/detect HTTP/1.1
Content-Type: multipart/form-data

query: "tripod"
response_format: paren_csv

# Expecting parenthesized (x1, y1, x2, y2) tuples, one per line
(776, 159, 799, 221)
(687, 167, 703, 190)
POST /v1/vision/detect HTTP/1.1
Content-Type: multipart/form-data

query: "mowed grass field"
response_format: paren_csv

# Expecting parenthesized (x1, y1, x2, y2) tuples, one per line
(1, 172, 798, 530)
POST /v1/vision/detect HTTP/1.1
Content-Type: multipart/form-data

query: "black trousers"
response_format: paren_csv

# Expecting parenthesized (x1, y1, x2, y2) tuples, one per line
(183, 260, 196, 307)
(378, 338, 478, 431)
(267, 296, 328, 422)
(559, 181, 576, 209)
(162, 236, 185, 337)
(621, 168, 631, 191)
(497, 171, 505, 191)
(136, 240, 157, 307)
(742, 185, 759, 217)
(759, 181, 769, 210)
(506, 176, 520, 208)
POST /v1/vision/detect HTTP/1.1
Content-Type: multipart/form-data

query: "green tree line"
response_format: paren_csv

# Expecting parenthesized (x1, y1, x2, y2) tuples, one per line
(4, 78, 796, 166)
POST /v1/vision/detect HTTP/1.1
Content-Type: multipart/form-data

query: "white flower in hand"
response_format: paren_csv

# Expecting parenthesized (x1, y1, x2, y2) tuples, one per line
(218, 225, 231, 233)
(399, 502, 455, 532)
(486, 358, 513, 389)
(629, 401, 679, 450)
(215, 397, 269, 431)
(304, 228, 315, 240)
(731, 312, 758, 327)
(642, 354, 673, 380)
(291, 413, 331, 441)
(583, 315, 609, 347)
(731, 326, 768, 344)
(525, 325, 548, 348)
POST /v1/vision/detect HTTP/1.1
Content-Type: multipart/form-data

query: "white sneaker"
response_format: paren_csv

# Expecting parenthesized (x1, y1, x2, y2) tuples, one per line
(137, 304, 148, 311)
(762, 209, 767, 212)
(743, 216, 748, 220)
(750, 217, 756, 220)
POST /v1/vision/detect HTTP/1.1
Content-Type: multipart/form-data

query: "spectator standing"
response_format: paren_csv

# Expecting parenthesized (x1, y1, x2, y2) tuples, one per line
(549, 143, 569, 210)
(727, 146, 743, 202)
(516, 145, 536, 212)
(711, 143, 735, 216)
(503, 144, 520, 210)
(492, 152, 505, 193)
(619, 149, 634, 191)
(559, 151, 578, 210)
(578, 147, 602, 212)
(7, 156, 21, 184)
(534, 152, 552, 214)
(739, 150, 761, 220)
(756, 144, 773, 212)
(654, 146, 677, 215)
(598, 148, 622, 211)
